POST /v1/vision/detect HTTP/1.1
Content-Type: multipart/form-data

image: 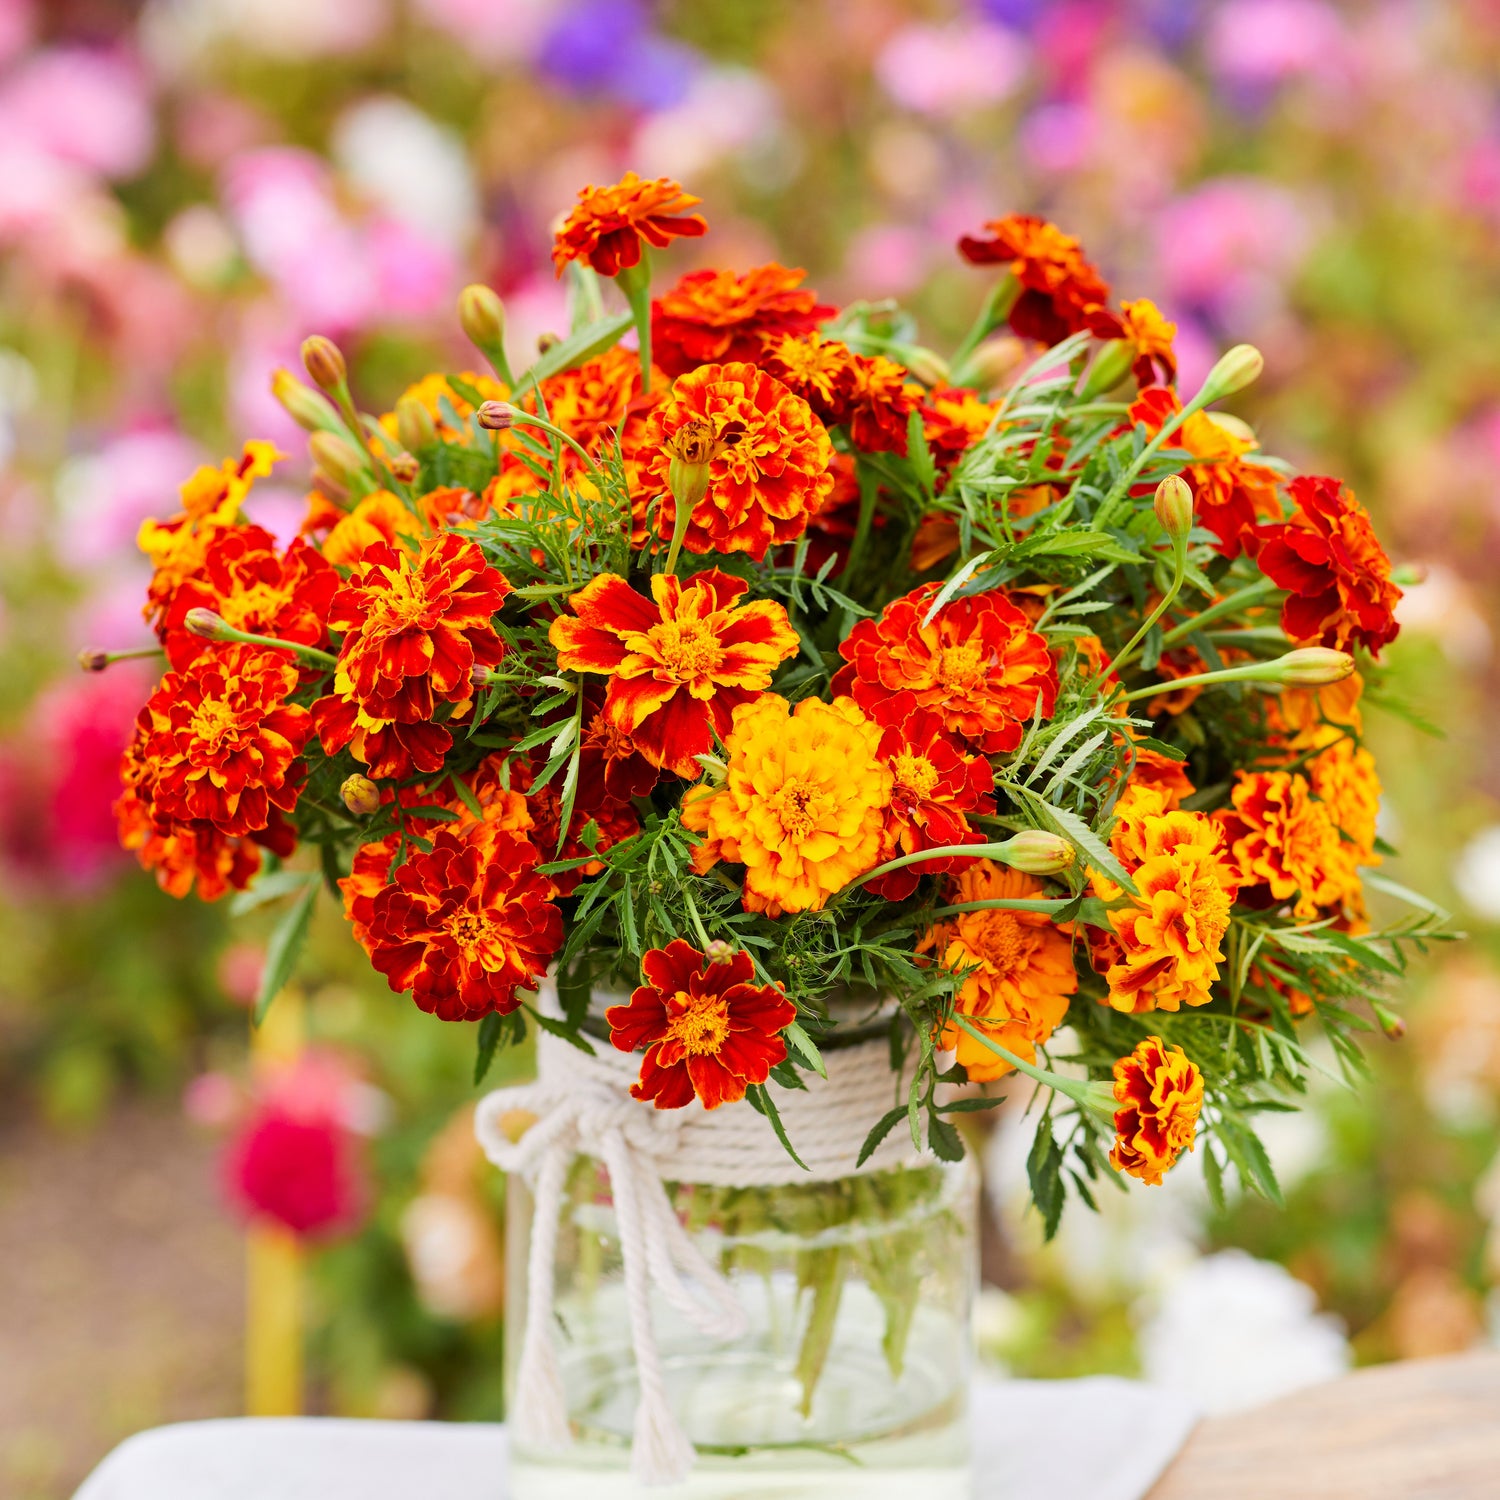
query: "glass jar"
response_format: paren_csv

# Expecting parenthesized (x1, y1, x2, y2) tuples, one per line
(505, 1152, 976, 1499)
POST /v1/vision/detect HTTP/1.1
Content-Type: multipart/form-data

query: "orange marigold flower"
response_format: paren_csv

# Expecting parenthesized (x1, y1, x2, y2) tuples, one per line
(682, 694, 891, 917)
(551, 171, 707, 278)
(1258, 475, 1402, 656)
(311, 698, 455, 781)
(323, 532, 510, 724)
(764, 334, 919, 455)
(606, 940, 796, 1110)
(1104, 810, 1239, 1013)
(127, 644, 311, 839)
(651, 263, 835, 378)
(320, 490, 428, 566)
(835, 583, 1059, 755)
(957, 214, 1123, 345)
(922, 384, 999, 478)
(642, 362, 835, 561)
(139, 441, 282, 627)
(1215, 769, 1360, 920)
(1129, 387, 1280, 559)
(160, 525, 339, 672)
(1307, 738, 1381, 867)
(1127, 745, 1196, 808)
(918, 863, 1077, 1081)
(1120, 298, 1177, 386)
(1109, 1035, 1203, 1185)
(549, 569, 799, 780)
(506, 751, 639, 897)
(867, 701, 995, 900)
(354, 824, 563, 1021)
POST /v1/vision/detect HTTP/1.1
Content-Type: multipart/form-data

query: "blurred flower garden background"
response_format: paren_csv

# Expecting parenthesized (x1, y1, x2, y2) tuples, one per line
(2, 0, 1499, 1491)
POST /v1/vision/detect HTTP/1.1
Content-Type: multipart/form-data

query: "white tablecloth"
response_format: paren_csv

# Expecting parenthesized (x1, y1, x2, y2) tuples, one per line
(74, 1377, 1198, 1499)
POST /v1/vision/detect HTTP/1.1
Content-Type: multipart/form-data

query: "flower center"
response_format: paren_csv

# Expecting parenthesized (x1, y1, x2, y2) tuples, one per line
(961, 910, 1039, 973)
(650, 618, 724, 680)
(891, 750, 940, 799)
(189, 700, 241, 750)
(445, 908, 498, 956)
(1187, 874, 1230, 945)
(935, 641, 986, 690)
(372, 570, 432, 632)
(773, 777, 828, 842)
(663, 989, 731, 1056)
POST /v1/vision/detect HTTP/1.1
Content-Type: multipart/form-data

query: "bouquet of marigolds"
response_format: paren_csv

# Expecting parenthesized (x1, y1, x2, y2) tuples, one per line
(96, 173, 1449, 1234)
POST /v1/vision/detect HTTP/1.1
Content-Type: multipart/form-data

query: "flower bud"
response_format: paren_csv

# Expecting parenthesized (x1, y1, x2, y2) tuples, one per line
(458, 283, 506, 350)
(1200, 343, 1263, 403)
(665, 418, 741, 517)
(1000, 830, 1075, 875)
(476, 401, 518, 432)
(300, 335, 348, 394)
(340, 774, 382, 818)
(963, 335, 1025, 393)
(1154, 474, 1193, 545)
(77, 647, 111, 672)
(272, 368, 334, 431)
(903, 347, 950, 388)
(184, 607, 231, 640)
(1080, 338, 1134, 399)
(536, 332, 560, 355)
(395, 394, 437, 452)
(309, 430, 369, 486)
(388, 453, 420, 483)
(1273, 647, 1355, 686)
(703, 939, 736, 965)
(471, 664, 497, 689)
(1373, 1003, 1406, 1040)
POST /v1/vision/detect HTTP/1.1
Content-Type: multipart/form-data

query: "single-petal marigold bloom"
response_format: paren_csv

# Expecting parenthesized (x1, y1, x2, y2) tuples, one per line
(867, 701, 996, 900)
(651, 263, 836, 378)
(161, 525, 339, 672)
(326, 532, 510, 724)
(682, 694, 892, 917)
(1258, 475, 1402, 656)
(131, 644, 311, 839)
(551, 171, 707, 277)
(1104, 811, 1239, 1013)
(549, 569, 799, 780)
(1215, 769, 1360, 921)
(918, 863, 1077, 1082)
(835, 583, 1059, 755)
(642, 362, 835, 561)
(958, 214, 1123, 345)
(140, 441, 282, 627)
(355, 824, 563, 1022)
(1129, 387, 1280, 559)
(1109, 1035, 1203, 1186)
(1120, 298, 1177, 386)
(606, 940, 797, 1111)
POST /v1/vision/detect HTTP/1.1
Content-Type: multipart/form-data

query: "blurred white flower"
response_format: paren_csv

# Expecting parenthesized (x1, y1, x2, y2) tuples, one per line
(413, 0, 560, 63)
(1394, 563, 1492, 668)
(142, 0, 388, 70)
(332, 95, 479, 254)
(1138, 1250, 1348, 1414)
(1455, 826, 1500, 922)
(630, 67, 783, 183)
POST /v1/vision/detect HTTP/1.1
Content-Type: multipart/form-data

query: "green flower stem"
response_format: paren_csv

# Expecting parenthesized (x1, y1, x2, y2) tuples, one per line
(81, 645, 165, 669)
(948, 1015, 1113, 1121)
(947, 275, 1020, 386)
(840, 837, 1039, 896)
(1157, 578, 1280, 647)
(923, 897, 1079, 919)
(1116, 655, 1293, 703)
(1094, 384, 1218, 529)
(1101, 538, 1188, 679)
(502, 409, 610, 493)
(203, 624, 337, 668)
(616, 258, 654, 395)
(661, 492, 694, 578)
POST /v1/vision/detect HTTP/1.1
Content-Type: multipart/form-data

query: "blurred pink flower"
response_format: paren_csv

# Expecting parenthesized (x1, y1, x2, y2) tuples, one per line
(0, 1, 34, 70)
(876, 21, 1026, 117)
(1021, 100, 1098, 175)
(173, 91, 274, 171)
(185, 1071, 243, 1128)
(366, 216, 459, 320)
(217, 944, 265, 1009)
(1205, 0, 1346, 87)
(844, 223, 930, 297)
(414, 0, 561, 62)
(0, 48, 154, 180)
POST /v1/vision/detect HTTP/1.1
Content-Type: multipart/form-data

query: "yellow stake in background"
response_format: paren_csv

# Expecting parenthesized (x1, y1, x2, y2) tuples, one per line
(245, 988, 306, 1416)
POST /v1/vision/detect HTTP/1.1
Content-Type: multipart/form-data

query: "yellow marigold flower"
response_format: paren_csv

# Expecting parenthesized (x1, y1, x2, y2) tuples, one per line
(1276, 671, 1364, 744)
(378, 372, 508, 446)
(1105, 811, 1239, 1013)
(321, 489, 427, 565)
(1215, 769, 1359, 921)
(1109, 1035, 1203, 1186)
(1307, 738, 1381, 867)
(917, 863, 1077, 1082)
(682, 694, 891, 917)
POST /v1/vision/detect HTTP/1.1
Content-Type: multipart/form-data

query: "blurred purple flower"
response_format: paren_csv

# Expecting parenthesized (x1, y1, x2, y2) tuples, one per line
(0, 47, 154, 181)
(877, 21, 1026, 118)
(538, 0, 698, 109)
(1021, 100, 1097, 175)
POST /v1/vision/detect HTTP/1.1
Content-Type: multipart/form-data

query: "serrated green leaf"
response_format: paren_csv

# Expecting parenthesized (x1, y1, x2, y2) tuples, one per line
(254, 879, 318, 1024)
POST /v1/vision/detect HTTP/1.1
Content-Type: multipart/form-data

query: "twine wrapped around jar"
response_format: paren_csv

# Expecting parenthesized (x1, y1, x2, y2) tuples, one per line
(474, 994, 930, 1487)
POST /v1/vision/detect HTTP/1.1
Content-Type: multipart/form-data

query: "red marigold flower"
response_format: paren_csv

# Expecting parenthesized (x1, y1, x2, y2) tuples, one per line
(1258, 475, 1402, 656)
(1109, 1035, 1203, 1185)
(922, 384, 999, 479)
(867, 701, 996, 900)
(578, 684, 661, 801)
(1128, 387, 1280, 559)
(311, 696, 454, 781)
(355, 824, 563, 1022)
(160, 525, 339, 672)
(504, 751, 639, 897)
(129, 644, 311, 839)
(320, 531, 509, 731)
(765, 334, 919, 456)
(651, 263, 836, 379)
(551, 171, 707, 278)
(835, 583, 1059, 754)
(641, 362, 835, 560)
(1120, 298, 1177, 386)
(115, 782, 266, 900)
(957, 214, 1123, 345)
(605, 939, 797, 1110)
(549, 568, 799, 779)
